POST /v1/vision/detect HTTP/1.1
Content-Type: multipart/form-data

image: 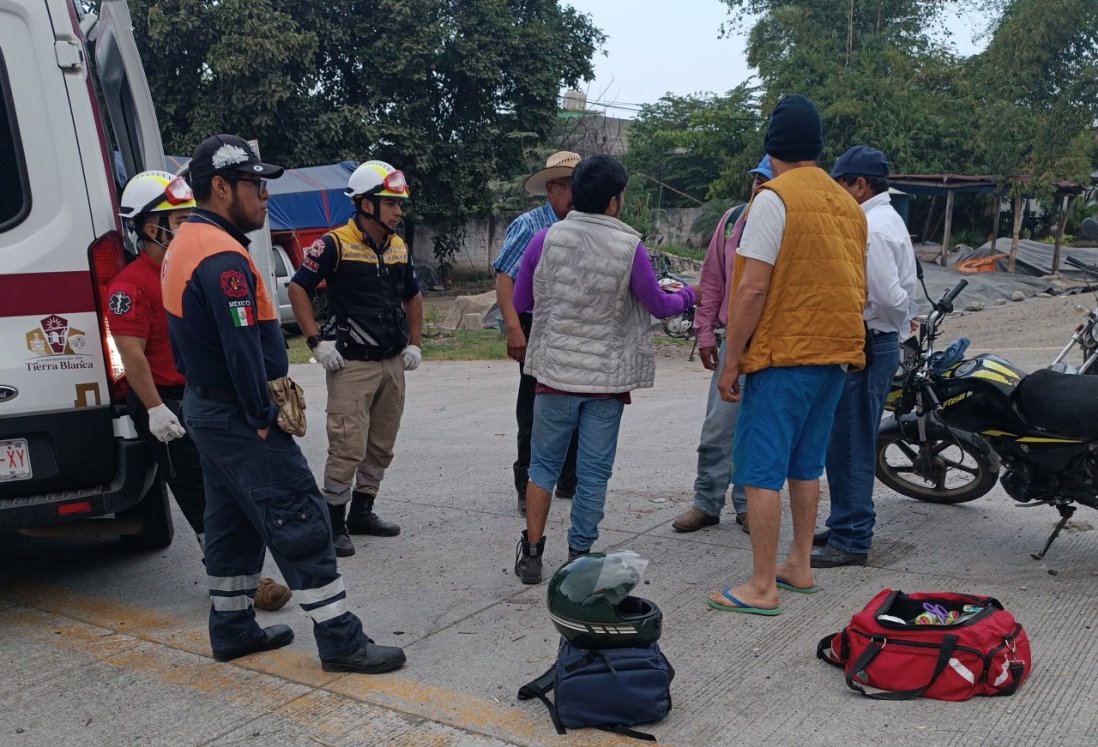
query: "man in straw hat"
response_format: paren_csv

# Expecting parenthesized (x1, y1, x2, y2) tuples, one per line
(493, 152, 581, 517)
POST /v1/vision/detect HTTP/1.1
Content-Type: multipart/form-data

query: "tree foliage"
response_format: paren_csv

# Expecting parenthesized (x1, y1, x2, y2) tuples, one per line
(625, 86, 761, 208)
(127, 0, 604, 257)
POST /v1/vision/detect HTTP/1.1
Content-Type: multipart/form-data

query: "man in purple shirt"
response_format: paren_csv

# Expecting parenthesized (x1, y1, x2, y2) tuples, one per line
(672, 156, 772, 534)
(511, 155, 698, 584)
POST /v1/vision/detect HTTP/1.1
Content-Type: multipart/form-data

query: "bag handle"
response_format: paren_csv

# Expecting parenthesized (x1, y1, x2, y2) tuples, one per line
(845, 634, 959, 700)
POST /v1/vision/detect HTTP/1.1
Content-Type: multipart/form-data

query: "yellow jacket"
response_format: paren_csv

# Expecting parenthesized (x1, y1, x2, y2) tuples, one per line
(731, 166, 867, 373)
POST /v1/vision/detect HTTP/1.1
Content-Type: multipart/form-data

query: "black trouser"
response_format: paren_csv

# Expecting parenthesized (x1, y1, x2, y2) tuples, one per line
(127, 386, 206, 536)
(515, 313, 578, 499)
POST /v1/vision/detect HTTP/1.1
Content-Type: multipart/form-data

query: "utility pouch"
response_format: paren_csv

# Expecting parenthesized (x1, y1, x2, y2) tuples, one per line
(267, 376, 307, 437)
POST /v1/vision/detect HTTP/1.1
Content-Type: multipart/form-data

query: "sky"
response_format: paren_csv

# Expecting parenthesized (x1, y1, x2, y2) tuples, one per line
(562, 0, 991, 116)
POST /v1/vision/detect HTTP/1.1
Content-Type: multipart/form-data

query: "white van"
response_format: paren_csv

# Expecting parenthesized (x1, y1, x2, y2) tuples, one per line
(0, 0, 172, 547)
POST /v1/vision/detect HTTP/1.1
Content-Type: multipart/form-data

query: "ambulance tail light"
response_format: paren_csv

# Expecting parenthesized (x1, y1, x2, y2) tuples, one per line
(88, 231, 129, 404)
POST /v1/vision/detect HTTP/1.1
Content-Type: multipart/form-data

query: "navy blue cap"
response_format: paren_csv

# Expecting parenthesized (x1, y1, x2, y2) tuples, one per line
(747, 155, 773, 180)
(830, 145, 890, 179)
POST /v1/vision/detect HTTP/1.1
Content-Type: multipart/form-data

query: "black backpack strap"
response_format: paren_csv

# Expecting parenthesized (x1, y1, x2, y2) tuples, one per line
(845, 634, 959, 700)
(518, 665, 565, 735)
(597, 724, 658, 742)
(817, 633, 844, 668)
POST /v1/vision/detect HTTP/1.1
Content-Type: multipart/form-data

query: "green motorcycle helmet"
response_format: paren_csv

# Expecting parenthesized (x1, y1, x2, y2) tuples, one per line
(546, 550, 662, 649)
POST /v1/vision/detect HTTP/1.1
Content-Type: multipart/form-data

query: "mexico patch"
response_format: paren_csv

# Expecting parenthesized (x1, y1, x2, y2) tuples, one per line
(229, 300, 255, 327)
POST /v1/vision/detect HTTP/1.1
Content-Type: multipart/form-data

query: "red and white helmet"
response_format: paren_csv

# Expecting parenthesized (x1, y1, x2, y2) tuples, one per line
(118, 170, 195, 222)
(345, 160, 410, 201)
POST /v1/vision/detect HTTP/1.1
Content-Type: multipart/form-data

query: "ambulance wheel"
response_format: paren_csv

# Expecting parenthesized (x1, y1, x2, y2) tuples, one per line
(119, 482, 175, 550)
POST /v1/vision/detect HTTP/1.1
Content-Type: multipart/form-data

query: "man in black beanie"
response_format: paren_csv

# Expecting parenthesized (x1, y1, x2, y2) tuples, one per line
(707, 95, 868, 616)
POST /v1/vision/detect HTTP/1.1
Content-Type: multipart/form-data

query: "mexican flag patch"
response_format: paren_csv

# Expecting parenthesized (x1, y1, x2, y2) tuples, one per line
(230, 304, 255, 327)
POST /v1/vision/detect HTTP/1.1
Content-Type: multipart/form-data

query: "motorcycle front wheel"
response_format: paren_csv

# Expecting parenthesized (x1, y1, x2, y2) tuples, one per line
(875, 430, 999, 504)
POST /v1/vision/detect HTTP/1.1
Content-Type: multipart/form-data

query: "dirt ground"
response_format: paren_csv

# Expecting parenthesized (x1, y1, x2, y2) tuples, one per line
(946, 291, 1097, 361)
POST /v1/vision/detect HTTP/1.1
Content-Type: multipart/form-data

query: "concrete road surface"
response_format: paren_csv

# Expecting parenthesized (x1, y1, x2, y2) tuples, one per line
(3, 349, 1097, 746)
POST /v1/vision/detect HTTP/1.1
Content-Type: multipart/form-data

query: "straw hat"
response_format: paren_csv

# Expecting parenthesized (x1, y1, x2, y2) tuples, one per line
(523, 151, 581, 196)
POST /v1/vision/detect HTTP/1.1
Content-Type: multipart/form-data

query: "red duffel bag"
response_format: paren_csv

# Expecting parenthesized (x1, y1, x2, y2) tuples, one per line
(817, 589, 1031, 701)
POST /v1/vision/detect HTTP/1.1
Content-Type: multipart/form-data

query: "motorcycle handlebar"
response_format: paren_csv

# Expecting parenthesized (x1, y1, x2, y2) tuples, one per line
(936, 279, 968, 313)
(1066, 255, 1098, 273)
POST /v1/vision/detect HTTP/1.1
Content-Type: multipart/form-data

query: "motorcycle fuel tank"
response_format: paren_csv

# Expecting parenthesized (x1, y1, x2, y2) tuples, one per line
(934, 354, 1028, 434)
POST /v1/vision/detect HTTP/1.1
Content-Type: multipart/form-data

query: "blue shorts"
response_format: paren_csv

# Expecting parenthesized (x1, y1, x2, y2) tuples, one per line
(732, 365, 846, 491)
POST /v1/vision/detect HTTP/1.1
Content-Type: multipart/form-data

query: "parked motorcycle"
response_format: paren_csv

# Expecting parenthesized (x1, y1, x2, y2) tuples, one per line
(880, 275, 1098, 559)
(1048, 217, 1098, 375)
(875, 278, 1002, 505)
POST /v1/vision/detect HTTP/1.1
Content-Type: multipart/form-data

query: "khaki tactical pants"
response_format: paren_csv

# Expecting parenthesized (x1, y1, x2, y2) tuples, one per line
(322, 357, 406, 505)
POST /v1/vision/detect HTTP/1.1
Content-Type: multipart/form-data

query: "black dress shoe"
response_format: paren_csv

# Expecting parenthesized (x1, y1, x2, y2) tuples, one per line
(321, 638, 407, 674)
(811, 544, 869, 568)
(213, 624, 295, 662)
(812, 528, 831, 547)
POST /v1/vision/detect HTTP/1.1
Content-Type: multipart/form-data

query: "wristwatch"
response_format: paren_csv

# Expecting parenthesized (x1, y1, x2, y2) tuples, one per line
(306, 335, 321, 349)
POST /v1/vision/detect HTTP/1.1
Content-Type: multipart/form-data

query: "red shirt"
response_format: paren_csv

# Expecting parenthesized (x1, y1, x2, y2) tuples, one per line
(107, 252, 186, 388)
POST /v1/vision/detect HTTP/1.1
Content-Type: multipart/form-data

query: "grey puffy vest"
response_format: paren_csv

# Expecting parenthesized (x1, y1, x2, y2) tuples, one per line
(525, 212, 655, 393)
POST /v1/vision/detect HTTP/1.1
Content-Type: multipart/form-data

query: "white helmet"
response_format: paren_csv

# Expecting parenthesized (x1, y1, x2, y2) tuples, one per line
(119, 170, 195, 222)
(345, 160, 410, 201)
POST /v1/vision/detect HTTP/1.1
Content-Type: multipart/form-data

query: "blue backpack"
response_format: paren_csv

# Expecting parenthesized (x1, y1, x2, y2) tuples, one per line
(518, 637, 675, 742)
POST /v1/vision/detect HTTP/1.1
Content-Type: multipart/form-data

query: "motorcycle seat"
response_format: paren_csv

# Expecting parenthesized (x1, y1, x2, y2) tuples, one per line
(1014, 368, 1098, 440)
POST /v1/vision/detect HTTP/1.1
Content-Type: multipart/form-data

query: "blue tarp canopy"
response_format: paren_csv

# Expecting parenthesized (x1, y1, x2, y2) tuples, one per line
(163, 156, 357, 232)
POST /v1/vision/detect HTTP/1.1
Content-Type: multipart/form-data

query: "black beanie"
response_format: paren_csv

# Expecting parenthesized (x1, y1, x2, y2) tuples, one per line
(764, 94, 823, 163)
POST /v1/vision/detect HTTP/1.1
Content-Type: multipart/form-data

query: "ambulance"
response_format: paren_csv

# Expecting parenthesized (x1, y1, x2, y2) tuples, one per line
(0, 0, 172, 547)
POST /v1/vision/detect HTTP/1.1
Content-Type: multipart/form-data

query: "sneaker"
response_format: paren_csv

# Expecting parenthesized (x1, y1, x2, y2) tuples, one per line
(735, 513, 750, 534)
(567, 546, 589, 562)
(672, 507, 719, 532)
(514, 530, 545, 584)
(253, 578, 292, 611)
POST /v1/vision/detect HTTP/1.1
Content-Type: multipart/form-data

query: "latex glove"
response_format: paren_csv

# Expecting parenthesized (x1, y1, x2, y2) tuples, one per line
(400, 344, 422, 371)
(314, 340, 345, 371)
(148, 403, 186, 443)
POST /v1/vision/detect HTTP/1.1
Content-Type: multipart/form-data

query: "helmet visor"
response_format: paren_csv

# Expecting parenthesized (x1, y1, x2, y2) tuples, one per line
(137, 176, 194, 217)
(558, 550, 649, 606)
(381, 170, 410, 196)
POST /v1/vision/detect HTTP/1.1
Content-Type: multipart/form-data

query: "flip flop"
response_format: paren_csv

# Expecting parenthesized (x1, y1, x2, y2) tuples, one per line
(706, 588, 781, 616)
(776, 576, 819, 595)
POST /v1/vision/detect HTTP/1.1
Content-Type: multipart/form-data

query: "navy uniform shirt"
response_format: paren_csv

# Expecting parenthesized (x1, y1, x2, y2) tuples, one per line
(162, 209, 286, 429)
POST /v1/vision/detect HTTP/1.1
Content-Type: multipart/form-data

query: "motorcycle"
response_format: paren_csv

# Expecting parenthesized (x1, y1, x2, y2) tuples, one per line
(650, 253, 698, 356)
(879, 275, 1098, 559)
(876, 273, 1001, 505)
(1048, 217, 1098, 375)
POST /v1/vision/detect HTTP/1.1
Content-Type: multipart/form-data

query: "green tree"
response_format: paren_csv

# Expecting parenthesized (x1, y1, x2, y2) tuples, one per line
(126, 0, 603, 268)
(625, 86, 761, 208)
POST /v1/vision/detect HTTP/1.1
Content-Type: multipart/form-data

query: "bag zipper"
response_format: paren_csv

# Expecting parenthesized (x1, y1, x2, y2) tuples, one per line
(979, 623, 1024, 682)
(873, 591, 1003, 629)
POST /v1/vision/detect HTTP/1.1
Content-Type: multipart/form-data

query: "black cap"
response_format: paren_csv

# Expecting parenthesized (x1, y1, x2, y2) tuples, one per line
(764, 94, 823, 163)
(830, 145, 890, 179)
(184, 134, 285, 181)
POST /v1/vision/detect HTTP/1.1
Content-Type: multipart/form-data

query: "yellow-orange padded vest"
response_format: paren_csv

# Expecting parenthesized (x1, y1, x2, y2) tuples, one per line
(731, 166, 867, 373)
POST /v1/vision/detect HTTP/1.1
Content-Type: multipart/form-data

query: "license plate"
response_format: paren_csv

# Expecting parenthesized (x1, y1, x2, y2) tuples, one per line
(0, 438, 31, 482)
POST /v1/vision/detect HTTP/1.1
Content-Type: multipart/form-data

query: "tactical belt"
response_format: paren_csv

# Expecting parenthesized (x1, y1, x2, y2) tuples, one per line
(189, 385, 239, 404)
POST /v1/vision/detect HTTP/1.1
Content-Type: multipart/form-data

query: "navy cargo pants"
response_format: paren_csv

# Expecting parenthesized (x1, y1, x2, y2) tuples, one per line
(183, 389, 366, 660)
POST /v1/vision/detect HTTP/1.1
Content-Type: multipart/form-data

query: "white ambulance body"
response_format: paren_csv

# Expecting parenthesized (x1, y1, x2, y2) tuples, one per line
(0, 0, 172, 546)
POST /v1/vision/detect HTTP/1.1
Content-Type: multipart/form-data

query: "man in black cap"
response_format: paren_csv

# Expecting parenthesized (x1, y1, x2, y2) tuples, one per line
(707, 96, 867, 615)
(162, 134, 406, 673)
(812, 145, 918, 567)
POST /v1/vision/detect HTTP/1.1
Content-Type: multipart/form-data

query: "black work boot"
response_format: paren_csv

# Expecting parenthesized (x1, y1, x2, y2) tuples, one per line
(514, 530, 545, 585)
(347, 490, 401, 536)
(321, 637, 406, 674)
(328, 503, 355, 557)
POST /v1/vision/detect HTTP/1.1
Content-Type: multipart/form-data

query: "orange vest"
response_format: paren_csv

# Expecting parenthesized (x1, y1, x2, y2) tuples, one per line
(731, 166, 867, 373)
(162, 221, 277, 323)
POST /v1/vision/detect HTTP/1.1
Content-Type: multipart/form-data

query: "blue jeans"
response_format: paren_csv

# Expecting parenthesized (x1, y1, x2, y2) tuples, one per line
(692, 341, 747, 517)
(528, 394, 625, 552)
(824, 331, 901, 555)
